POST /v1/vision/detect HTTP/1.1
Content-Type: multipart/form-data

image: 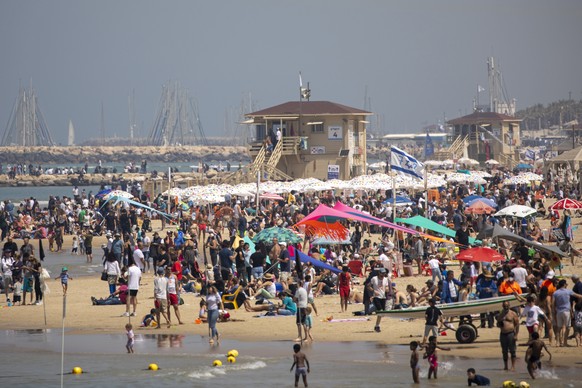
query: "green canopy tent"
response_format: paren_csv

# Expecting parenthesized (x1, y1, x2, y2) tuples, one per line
(395, 215, 480, 245)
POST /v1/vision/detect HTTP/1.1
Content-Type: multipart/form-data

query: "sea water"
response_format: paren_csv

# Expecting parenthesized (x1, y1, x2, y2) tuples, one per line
(0, 330, 578, 387)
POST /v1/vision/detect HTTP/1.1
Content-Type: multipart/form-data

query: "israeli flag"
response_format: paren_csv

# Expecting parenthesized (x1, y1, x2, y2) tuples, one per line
(525, 149, 535, 160)
(390, 146, 425, 180)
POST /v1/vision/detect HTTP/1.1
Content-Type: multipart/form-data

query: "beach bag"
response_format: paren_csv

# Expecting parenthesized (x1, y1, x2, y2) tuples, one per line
(101, 271, 108, 281)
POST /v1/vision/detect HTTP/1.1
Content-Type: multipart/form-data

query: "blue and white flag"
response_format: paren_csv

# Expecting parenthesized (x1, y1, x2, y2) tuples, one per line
(525, 149, 535, 160)
(390, 146, 425, 180)
(424, 133, 434, 158)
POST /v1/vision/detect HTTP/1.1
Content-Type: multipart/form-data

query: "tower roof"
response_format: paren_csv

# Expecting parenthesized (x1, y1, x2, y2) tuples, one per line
(246, 101, 372, 117)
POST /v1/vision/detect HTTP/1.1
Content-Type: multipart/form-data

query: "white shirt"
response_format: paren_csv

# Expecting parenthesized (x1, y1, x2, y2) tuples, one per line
(127, 265, 141, 290)
(448, 281, 458, 299)
(133, 248, 145, 270)
(104, 260, 121, 276)
(512, 267, 528, 288)
(295, 286, 308, 308)
(154, 276, 168, 299)
(428, 258, 441, 270)
(142, 236, 151, 252)
(371, 276, 389, 299)
(1, 257, 14, 276)
(521, 305, 545, 327)
(378, 253, 392, 271)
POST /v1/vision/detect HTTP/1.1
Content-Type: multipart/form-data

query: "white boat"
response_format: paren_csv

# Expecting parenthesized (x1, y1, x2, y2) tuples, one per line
(377, 294, 521, 319)
(377, 294, 524, 344)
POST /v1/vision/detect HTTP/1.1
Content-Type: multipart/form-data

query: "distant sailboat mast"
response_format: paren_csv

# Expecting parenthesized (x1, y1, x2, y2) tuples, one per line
(68, 120, 75, 146)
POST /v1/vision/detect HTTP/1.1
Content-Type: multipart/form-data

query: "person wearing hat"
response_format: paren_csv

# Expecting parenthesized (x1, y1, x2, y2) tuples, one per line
(367, 267, 392, 333)
(55, 266, 73, 296)
(428, 254, 442, 283)
(252, 273, 276, 300)
(111, 232, 124, 265)
(476, 270, 498, 328)
(417, 279, 438, 304)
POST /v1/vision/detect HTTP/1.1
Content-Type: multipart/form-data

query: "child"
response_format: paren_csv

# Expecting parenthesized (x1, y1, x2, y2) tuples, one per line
(423, 335, 450, 379)
(55, 267, 72, 295)
(410, 341, 420, 384)
(290, 343, 310, 388)
(198, 299, 208, 323)
(574, 301, 582, 347)
(467, 367, 490, 386)
(71, 236, 78, 255)
(338, 265, 351, 312)
(141, 308, 157, 327)
(304, 306, 314, 342)
(125, 323, 134, 353)
(525, 331, 552, 379)
(12, 278, 22, 306)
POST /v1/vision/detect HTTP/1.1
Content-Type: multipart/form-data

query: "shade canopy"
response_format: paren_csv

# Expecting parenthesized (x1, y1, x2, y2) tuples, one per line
(457, 247, 505, 262)
(395, 215, 479, 245)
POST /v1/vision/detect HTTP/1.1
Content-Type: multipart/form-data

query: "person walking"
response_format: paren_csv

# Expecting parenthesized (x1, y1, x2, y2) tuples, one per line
(206, 285, 223, 344)
(124, 261, 141, 317)
(496, 300, 519, 371)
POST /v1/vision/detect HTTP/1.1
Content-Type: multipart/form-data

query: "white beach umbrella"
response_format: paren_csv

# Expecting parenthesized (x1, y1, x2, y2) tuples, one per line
(485, 159, 499, 165)
(494, 205, 536, 218)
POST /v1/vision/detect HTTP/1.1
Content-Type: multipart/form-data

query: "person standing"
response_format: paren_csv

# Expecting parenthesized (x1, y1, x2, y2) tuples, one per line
(165, 266, 184, 325)
(133, 242, 145, 273)
(218, 240, 235, 282)
(206, 285, 223, 344)
(338, 265, 352, 313)
(294, 279, 308, 342)
(83, 229, 93, 264)
(104, 253, 121, 295)
(422, 298, 444, 345)
(1, 249, 14, 303)
(141, 232, 151, 273)
(124, 261, 141, 317)
(553, 279, 582, 347)
(368, 267, 392, 333)
(496, 300, 519, 371)
(153, 267, 170, 328)
(111, 233, 123, 265)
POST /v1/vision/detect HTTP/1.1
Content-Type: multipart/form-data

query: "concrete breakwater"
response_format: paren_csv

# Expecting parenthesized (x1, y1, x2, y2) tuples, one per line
(0, 145, 248, 164)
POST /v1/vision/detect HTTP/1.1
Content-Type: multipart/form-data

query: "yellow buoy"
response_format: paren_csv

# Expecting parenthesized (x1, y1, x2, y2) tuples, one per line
(227, 356, 236, 364)
(72, 367, 83, 374)
(519, 382, 530, 388)
(213, 359, 222, 367)
(148, 363, 159, 371)
(227, 349, 239, 358)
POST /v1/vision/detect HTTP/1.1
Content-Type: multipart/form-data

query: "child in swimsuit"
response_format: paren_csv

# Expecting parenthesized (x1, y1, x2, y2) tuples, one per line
(290, 344, 310, 387)
(125, 323, 134, 353)
(423, 335, 450, 379)
(410, 341, 421, 384)
(55, 267, 72, 295)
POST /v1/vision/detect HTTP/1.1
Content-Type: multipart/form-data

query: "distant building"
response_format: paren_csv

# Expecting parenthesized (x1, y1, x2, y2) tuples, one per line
(245, 101, 371, 180)
(446, 111, 521, 166)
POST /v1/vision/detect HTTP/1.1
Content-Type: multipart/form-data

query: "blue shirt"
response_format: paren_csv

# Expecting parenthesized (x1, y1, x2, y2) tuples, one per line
(281, 296, 297, 314)
(553, 288, 574, 313)
(468, 374, 490, 386)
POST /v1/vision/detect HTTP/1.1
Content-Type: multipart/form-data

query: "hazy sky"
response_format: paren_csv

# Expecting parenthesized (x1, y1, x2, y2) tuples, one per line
(1, 0, 581, 144)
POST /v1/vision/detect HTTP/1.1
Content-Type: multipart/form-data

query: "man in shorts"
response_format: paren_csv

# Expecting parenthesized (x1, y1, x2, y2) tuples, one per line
(368, 267, 392, 333)
(153, 267, 170, 328)
(294, 280, 308, 342)
(278, 241, 291, 283)
(553, 278, 582, 346)
(123, 261, 141, 317)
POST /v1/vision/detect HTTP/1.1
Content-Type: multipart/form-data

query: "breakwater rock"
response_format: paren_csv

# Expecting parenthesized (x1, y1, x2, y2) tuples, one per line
(0, 145, 249, 164)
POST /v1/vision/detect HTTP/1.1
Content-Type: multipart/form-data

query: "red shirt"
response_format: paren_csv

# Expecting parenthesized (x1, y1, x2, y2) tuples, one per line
(172, 261, 183, 281)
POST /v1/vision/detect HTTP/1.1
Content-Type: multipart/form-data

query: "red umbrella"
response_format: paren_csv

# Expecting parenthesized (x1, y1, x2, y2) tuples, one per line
(456, 247, 505, 262)
(465, 200, 495, 215)
(549, 198, 582, 210)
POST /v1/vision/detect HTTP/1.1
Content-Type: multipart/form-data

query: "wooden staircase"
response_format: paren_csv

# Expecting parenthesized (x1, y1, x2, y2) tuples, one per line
(245, 137, 299, 182)
(432, 135, 468, 160)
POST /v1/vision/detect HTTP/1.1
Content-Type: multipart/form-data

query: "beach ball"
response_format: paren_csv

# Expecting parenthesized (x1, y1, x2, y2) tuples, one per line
(72, 367, 83, 374)
(227, 349, 239, 358)
(148, 363, 159, 371)
(519, 382, 530, 388)
(213, 360, 222, 367)
(227, 356, 236, 364)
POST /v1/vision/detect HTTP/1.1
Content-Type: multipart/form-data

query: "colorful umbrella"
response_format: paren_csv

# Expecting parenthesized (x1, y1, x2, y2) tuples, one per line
(252, 226, 302, 244)
(103, 190, 134, 200)
(549, 198, 582, 210)
(456, 247, 504, 262)
(260, 192, 285, 201)
(465, 200, 495, 215)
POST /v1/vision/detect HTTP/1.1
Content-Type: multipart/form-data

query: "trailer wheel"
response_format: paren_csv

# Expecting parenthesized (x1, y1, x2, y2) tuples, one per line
(455, 324, 477, 344)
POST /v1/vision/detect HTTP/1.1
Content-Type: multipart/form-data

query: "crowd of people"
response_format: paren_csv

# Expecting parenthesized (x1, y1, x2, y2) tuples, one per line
(1, 161, 581, 383)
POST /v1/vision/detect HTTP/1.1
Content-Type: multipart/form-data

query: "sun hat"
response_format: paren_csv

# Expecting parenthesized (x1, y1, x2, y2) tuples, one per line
(263, 273, 274, 280)
(184, 234, 192, 240)
(483, 270, 494, 278)
(279, 241, 287, 246)
(157, 267, 165, 275)
(62, 267, 68, 271)
(546, 270, 555, 279)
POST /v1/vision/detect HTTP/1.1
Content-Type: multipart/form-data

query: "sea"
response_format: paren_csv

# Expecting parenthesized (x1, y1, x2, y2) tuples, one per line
(0, 331, 578, 388)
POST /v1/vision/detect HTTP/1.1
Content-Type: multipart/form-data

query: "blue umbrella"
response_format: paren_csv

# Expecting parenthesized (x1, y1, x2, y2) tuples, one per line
(516, 163, 533, 169)
(95, 188, 112, 199)
(383, 196, 413, 206)
(462, 194, 482, 204)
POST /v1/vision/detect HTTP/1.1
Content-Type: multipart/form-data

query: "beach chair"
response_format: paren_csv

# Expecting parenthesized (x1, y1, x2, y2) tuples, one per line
(221, 286, 243, 310)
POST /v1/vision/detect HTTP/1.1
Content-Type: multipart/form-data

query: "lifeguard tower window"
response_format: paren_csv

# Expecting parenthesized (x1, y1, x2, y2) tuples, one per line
(339, 149, 350, 157)
(310, 123, 324, 133)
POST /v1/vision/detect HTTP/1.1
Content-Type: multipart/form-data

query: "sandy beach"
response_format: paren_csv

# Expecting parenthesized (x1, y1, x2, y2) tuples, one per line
(1, 215, 581, 372)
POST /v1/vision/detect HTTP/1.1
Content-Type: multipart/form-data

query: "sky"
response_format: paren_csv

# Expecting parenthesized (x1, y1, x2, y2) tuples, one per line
(1, 0, 581, 144)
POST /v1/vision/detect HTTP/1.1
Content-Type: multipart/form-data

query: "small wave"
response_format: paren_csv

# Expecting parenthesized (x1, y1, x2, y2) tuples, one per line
(188, 361, 267, 380)
(536, 369, 559, 380)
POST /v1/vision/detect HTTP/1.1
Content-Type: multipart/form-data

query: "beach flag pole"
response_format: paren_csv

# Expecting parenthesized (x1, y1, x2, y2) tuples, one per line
(60, 294, 67, 388)
(42, 278, 47, 326)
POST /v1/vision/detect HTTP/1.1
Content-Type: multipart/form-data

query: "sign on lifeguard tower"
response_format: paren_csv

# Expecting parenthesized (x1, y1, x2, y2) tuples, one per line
(328, 126, 342, 140)
(327, 164, 340, 179)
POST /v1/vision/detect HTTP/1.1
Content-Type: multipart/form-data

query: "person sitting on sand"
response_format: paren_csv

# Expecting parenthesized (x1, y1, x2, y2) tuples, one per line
(252, 273, 277, 300)
(91, 278, 128, 305)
